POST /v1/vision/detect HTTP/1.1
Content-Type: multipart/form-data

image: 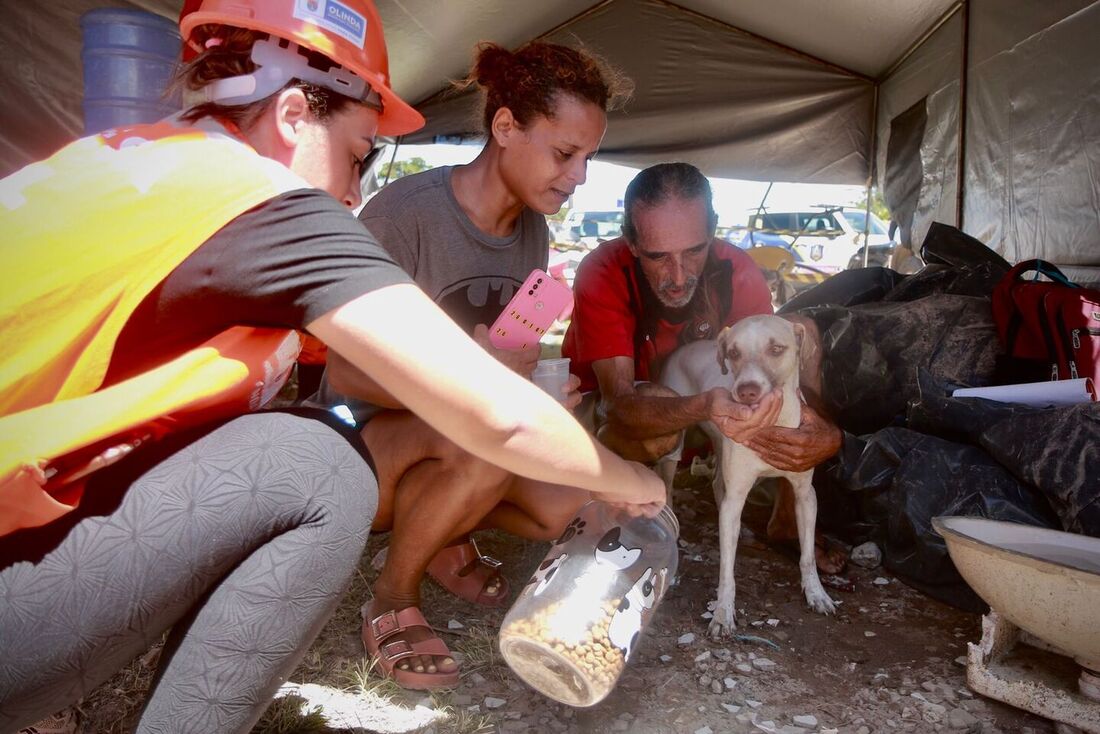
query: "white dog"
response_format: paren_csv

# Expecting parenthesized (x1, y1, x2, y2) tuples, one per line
(659, 314, 836, 639)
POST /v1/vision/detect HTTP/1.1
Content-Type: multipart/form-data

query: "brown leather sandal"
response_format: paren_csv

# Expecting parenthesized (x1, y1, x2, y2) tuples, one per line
(361, 607, 460, 690)
(425, 537, 511, 607)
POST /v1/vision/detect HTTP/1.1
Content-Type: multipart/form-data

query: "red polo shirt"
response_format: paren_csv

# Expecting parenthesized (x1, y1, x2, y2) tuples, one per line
(563, 237, 773, 391)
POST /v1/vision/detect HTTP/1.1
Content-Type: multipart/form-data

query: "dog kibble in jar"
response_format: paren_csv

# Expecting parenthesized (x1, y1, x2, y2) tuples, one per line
(499, 502, 679, 706)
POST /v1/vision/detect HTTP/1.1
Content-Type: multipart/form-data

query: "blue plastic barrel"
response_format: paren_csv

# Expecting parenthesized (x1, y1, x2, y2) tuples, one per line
(80, 8, 182, 134)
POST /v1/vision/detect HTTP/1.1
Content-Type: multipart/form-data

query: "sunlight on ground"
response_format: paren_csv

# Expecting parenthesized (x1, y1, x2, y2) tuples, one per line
(274, 681, 444, 733)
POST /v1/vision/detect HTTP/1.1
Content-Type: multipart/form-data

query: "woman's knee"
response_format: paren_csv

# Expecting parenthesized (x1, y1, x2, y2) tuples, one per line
(529, 498, 588, 541)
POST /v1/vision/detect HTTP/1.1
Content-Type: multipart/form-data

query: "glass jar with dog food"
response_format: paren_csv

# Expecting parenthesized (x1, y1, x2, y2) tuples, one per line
(499, 500, 679, 706)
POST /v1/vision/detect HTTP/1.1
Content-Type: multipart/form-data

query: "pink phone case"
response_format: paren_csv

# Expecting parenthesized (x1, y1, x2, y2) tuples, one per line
(489, 269, 573, 350)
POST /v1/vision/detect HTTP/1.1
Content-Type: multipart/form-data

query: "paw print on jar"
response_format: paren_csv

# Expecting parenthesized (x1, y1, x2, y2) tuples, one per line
(554, 517, 586, 545)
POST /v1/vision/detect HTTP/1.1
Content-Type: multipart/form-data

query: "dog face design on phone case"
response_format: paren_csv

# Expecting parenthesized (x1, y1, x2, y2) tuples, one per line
(525, 553, 568, 596)
(607, 566, 667, 660)
(594, 527, 641, 570)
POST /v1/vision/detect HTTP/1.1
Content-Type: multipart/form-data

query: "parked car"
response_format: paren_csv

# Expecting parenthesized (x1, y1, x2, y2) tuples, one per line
(555, 208, 624, 249)
(738, 207, 895, 274)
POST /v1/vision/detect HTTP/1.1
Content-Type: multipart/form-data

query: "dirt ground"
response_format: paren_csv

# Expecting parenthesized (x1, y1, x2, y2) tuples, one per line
(78, 466, 1060, 734)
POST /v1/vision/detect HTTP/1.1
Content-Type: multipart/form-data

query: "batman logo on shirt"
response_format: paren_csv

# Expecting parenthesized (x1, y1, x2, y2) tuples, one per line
(435, 276, 523, 334)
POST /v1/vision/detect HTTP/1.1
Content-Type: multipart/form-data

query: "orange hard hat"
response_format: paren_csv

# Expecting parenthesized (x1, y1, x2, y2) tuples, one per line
(179, 0, 424, 136)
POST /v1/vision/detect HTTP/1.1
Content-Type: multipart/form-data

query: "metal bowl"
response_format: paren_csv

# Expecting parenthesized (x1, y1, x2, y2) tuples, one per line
(933, 516, 1100, 671)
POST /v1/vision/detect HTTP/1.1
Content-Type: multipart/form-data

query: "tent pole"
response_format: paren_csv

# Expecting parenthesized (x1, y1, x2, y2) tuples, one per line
(382, 139, 402, 187)
(749, 182, 773, 247)
(862, 84, 880, 268)
(535, 0, 617, 44)
(878, 1, 964, 83)
(955, 0, 970, 230)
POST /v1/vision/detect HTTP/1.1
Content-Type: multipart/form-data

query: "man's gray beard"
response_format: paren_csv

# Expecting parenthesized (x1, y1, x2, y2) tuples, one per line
(657, 278, 699, 309)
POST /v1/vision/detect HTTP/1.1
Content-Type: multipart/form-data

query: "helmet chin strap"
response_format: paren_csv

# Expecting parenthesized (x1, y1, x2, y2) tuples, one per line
(203, 37, 383, 110)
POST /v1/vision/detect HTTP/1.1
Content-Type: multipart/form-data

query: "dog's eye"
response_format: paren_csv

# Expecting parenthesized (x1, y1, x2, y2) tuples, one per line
(728, 348, 741, 361)
(769, 344, 787, 356)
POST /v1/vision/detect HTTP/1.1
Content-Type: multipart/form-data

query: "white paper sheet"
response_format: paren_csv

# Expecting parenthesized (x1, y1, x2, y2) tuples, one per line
(952, 378, 1096, 407)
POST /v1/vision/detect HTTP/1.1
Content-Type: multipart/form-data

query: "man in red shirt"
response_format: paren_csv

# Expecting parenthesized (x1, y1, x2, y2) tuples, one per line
(562, 163, 845, 571)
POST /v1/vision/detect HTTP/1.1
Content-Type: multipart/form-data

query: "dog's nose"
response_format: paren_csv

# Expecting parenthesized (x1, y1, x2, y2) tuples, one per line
(736, 381, 762, 404)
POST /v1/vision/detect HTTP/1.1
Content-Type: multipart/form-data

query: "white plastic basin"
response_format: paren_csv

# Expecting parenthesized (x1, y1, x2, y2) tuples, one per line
(933, 516, 1100, 671)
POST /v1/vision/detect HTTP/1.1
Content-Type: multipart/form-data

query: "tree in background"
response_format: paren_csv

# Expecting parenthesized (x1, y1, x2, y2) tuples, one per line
(848, 187, 891, 223)
(376, 156, 430, 187)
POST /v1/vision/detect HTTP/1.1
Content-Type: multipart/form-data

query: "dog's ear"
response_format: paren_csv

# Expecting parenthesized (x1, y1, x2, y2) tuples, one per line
(716, 327, 731, 375)
(790, 321, 805, 354)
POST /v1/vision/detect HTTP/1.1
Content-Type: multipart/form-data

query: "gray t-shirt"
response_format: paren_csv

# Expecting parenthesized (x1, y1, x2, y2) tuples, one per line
(311, 165, 549, 420)
(359, 165, 549, 332)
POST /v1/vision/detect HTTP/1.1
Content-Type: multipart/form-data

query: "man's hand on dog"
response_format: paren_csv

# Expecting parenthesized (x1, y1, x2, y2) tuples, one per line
(707, 388, 783, 443)
(473, 323, 540, 377)
(745, 401, 842, 472)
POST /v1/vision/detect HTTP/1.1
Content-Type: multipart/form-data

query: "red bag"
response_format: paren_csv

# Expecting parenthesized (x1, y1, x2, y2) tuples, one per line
(992, 259, 1100, 383)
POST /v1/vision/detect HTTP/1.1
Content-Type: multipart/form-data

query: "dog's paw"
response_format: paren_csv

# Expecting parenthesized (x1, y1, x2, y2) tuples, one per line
(804, 587, 837, 615)
(708, 604, 737, 638)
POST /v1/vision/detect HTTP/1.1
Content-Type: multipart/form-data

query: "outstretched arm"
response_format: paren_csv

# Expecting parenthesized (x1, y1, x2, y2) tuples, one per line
(591, 356, 782, 463)
(307, 284, 665, 511)
(595, 357, 716, 440)
(325, 322, 542, 407)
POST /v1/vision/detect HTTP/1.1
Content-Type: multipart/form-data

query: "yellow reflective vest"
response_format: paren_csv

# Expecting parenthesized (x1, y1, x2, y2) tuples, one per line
(0, 118, 310, 535)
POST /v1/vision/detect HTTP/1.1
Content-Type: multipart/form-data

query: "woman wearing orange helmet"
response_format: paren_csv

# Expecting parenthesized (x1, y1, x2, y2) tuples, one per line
(0, 1, 664, 730)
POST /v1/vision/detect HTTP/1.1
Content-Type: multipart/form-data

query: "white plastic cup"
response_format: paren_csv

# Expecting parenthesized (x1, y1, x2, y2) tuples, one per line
(532, 358, 571, 403)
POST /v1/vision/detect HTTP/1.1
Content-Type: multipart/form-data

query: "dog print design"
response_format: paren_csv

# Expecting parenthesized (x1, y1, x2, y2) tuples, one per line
(524, 553, 568, 596)
(607, 566, 665, 660)
(593, 526, 641, 570)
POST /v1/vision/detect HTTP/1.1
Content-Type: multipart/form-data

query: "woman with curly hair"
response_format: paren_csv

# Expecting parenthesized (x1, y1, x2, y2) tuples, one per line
(319, 41, 637, 687)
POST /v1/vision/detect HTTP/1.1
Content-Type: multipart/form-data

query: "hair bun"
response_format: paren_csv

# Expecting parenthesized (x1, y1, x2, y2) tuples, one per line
(473, 43, 513, 90)
(459, 39, 631, 133)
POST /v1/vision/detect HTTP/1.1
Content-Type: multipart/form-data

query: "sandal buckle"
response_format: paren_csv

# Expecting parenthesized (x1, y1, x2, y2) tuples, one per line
(380, 639, 414, 659)
(370, 609, 400, 639)
(480, 555, 502, 570)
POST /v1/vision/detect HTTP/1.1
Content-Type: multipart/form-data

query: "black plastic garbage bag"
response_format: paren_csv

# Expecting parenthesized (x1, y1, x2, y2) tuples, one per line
(909, 371, 1100, 537)
(777, 267, 904, 313)
(777, 224, 1007, 315)
(807, 294, 1001, 435)
(920, 221, 1011, 274)
(815, 426, 1062, 611)
(881, 260, 1004, 303)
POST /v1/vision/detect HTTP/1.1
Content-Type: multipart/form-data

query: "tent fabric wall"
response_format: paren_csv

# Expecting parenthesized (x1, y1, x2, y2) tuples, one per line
(915, 80, 961, 251)
(882, 98, 929, 249)
(410, 0, 874, 184)
(963, 0, 1100, 265)
(875, 10, 962, 251)
(0, 0, 1095, 269)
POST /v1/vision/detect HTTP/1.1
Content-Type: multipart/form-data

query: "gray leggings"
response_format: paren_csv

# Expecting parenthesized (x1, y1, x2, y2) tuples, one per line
(0, 410, 378, 734)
